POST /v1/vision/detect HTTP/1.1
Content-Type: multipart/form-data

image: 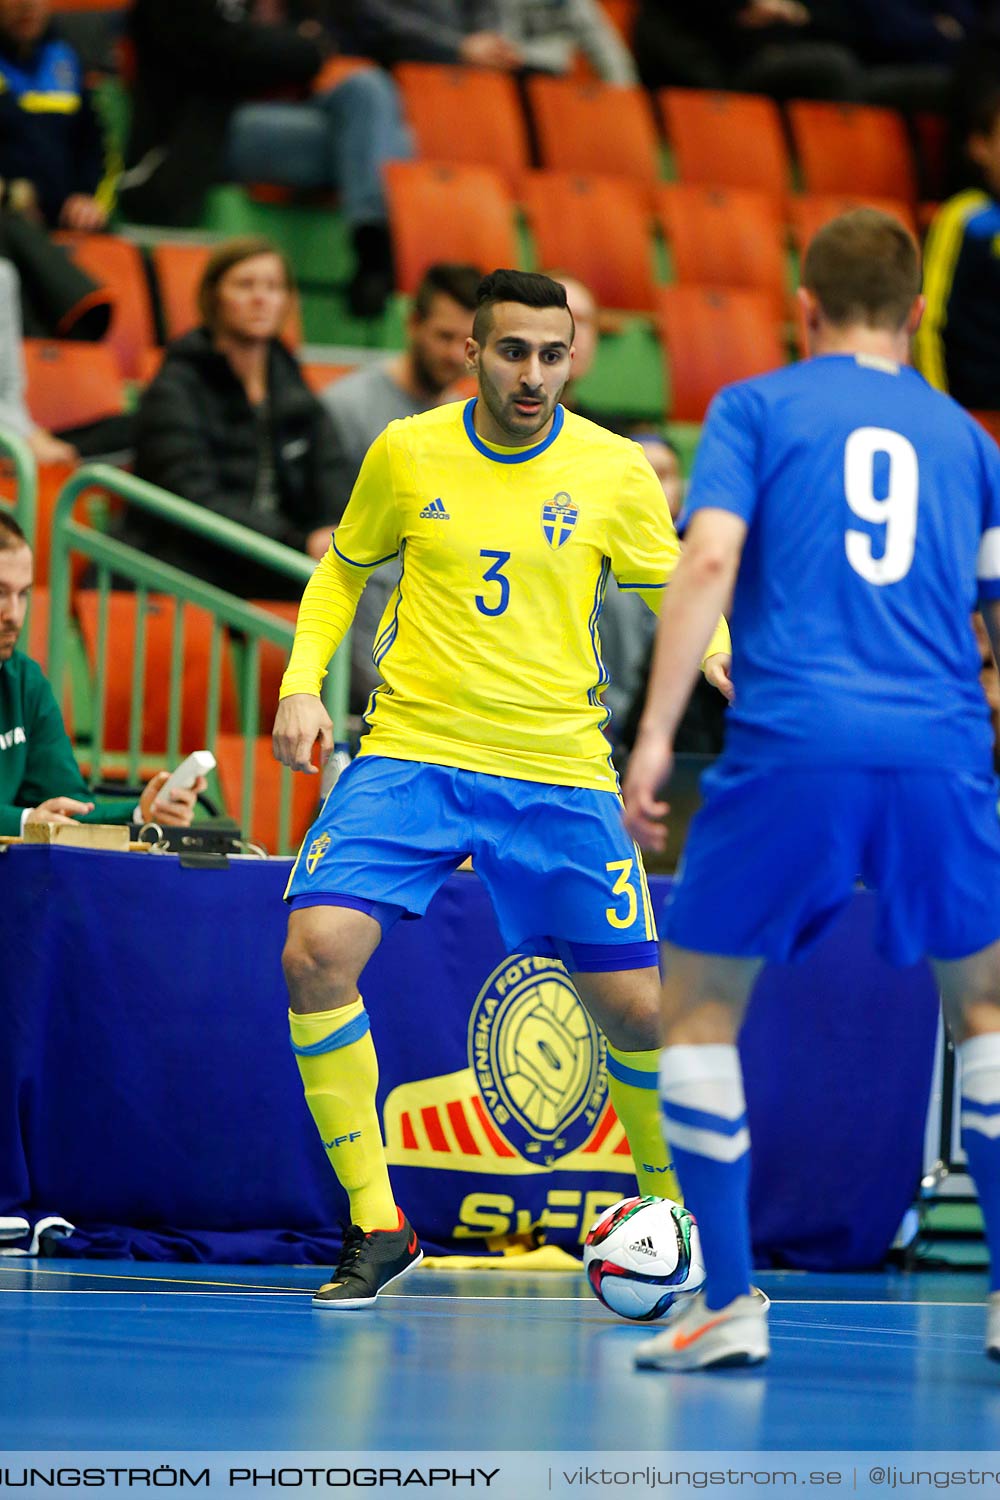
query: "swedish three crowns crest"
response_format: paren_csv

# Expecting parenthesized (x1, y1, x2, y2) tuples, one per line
(541, 492, 578, 549)
(305, 832, 331, 875)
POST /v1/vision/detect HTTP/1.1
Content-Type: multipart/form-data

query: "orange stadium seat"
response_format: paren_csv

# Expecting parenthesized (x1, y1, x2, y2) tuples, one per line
(74, 591, 240, 754)
(214, 731, 320, 853)
(150, 243, 304, 345)
(786, 102, 917, 207)
(384, 161, 517, 295)
(23, 340, 125, 432)
(789, 194, 919, 253)
(53, 232, 156, 380)
(520, 171, 656, 311)
(655, 183, 787, 321)
(659, 89, 790, 206)
(599, 0, 638, 47)
(23, 459, 78, 589)
(525, 76, 661, 186)
(149, 243, 211, 342)
(395, 64, 531, 184)
(658, 285, 785, 422)
(0, 454, 75, 589)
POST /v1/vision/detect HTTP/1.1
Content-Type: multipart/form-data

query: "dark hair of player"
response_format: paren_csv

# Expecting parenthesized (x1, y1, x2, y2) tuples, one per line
(412, 263, 482, 320)
(802, 209, 921, 332)
(472, 269, 575, 346)
(0, 509, 27, 550)
(197, 236, 296, 332)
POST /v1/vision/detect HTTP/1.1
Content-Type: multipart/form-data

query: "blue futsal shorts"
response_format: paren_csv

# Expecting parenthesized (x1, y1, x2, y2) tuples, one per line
(284, 754, 659, 972)
(662, 762, 1000, 968)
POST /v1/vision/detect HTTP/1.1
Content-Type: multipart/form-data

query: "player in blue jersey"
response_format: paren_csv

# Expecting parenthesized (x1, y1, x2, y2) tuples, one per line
(623, 208, 1000, 1372)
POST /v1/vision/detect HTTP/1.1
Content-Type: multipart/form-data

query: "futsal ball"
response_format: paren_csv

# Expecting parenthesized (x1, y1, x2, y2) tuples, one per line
(582, 1195, 706, 1322)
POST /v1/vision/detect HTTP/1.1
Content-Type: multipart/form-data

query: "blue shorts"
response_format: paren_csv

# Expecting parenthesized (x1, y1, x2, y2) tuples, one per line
(662, 762, 1000, 968)
(285, 755, 659, 972)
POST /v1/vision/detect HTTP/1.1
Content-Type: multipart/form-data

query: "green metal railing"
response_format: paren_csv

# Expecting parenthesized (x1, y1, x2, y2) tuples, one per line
(48, 464, 348, 853)
(0, 426, 37, 547)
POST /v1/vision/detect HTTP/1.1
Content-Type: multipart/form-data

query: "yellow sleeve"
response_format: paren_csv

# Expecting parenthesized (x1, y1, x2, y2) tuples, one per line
(279, 547, 366, 698)
(607, 444, 731, 667)
(605, 444, 681, 593)
(701, 612, 731, 662)
(914, 191, 984, 393)
(279, 428, 402, 698)
(327, 426, 402, 567)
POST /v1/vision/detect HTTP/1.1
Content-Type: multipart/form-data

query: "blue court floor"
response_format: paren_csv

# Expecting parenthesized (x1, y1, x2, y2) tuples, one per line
(4, 1262, 1000, 1455)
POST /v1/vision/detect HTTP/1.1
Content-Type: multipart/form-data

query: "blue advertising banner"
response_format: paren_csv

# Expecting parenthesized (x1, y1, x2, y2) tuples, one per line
(0, 846, 940, 1268)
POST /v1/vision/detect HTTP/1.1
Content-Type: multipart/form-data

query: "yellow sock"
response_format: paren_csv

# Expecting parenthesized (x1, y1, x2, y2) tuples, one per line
(289, 997, 398, 1231)
(606, 1043, 682, 1202)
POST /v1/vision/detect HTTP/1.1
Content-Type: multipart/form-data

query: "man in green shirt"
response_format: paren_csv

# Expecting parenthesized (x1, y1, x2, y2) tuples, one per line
(0, 510, 202, 835)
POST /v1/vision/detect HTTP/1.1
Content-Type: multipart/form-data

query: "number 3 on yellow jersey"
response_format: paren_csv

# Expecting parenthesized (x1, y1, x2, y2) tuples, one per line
(605, 858, 637, 929)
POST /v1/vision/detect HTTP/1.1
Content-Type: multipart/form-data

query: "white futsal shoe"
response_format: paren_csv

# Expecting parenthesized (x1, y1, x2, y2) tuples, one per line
(987, 1291, 1000, 1362)
(634, 1287, 771, 1372)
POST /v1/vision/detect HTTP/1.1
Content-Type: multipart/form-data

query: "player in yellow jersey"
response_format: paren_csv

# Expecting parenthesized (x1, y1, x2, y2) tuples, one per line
(272, 270, 732, 1308)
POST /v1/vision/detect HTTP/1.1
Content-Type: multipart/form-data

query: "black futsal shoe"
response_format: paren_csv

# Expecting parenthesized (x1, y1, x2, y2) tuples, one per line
(312, 1212, 423, 1309)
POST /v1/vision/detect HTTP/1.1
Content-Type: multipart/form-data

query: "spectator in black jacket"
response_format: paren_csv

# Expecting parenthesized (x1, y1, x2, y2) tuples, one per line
(128, 236, 340, 599)
(0, 0, 108, 229)
(120, 0, 411, 316)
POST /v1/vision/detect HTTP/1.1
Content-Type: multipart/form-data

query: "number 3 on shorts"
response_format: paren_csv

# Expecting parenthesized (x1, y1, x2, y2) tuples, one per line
(605, 859, 637, 930)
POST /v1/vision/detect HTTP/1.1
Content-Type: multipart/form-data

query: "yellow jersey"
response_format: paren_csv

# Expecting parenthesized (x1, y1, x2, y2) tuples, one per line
(281, 399, 730, 792)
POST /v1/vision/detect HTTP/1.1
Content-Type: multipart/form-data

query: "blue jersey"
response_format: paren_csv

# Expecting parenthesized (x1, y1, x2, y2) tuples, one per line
(683, 353, 1000, 771)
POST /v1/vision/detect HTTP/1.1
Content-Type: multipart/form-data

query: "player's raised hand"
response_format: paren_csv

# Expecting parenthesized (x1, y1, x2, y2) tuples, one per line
(703, 652, 735, 703)
(622, 730, 673, 851)
(272, 693, 333, 775)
